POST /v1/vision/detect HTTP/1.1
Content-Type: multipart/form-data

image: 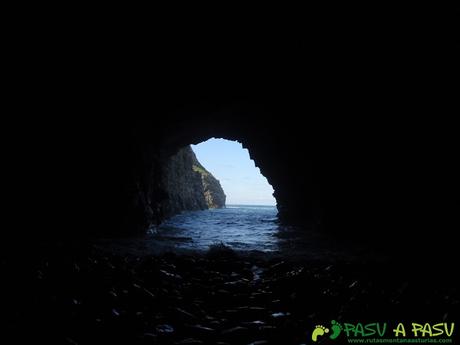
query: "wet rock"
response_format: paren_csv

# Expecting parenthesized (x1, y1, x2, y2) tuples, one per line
(286, 267, 305, 278)
(271, 312, 290, 318)
(156, 324, 175, 334)
(187, 325, 216, 335)
(258, 325, 277, 335)
(142, 333, 158, 340)
(216, 289, 231, 295)
(236, 306, 268, 319)
(173, 307, 197, 321)
(223, 308, 238, 314)
(65, 337, 79, 345)
(6, 242, 458, 345)
(132, 283, 156, 300)
(242, 320, 266, 327)
(208, 320, 222, 328)
(221, 326, 250, 341)
(160, 269, 183, 281)
(184, 325, 216, 342)
(175, 338, 204, 345)
(349, 280, 358, 288)
(267, 261, 288, 275)
(224, 280, 247, 288)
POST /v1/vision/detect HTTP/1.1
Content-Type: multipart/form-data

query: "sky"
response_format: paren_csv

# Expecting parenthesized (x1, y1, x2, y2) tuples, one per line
(192, 138, 276, 206)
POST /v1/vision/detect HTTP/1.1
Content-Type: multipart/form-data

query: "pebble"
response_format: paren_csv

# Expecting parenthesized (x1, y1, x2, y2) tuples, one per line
(156, 324, 175, 334)
(271, 311, 290, 318)
(6, 244, 456, 344)
(174, 338, 204, 345)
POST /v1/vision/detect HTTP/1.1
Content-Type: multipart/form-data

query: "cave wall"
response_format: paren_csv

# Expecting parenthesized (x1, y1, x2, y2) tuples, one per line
(157, 146, 225, 221)
(3, 24, 458, 267)
(160, 146, 208, 218)
(109, 108, 458, 253)
(11, 112, 451, 248)
(12, 99, 458, 259)
(191, 152, 226, 209)
(7, 46, 457, 260)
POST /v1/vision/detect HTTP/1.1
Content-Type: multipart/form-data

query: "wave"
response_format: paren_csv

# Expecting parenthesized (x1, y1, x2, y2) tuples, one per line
(155, 206, 279, 252)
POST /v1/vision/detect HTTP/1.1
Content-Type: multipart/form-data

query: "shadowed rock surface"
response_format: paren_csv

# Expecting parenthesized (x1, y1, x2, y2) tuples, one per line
(191, 151, 226, 209)
(2, 243, 458, 344)
(160, 146, 225, 220)
(3, 22, 458, 345)
(9, 36, 458, 256)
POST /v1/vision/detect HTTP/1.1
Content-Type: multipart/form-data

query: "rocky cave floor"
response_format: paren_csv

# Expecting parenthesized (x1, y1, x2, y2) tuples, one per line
(2, 242, 459, 345)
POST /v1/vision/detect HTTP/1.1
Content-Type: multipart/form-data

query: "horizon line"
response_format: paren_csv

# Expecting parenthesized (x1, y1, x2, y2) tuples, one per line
(225, 203, 277, 207)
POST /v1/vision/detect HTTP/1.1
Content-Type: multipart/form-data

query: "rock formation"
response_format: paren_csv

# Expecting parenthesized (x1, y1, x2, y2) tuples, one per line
(160, 146, 225, 219)
(7, 35, 458, 262)
(191, 152, 226, 209)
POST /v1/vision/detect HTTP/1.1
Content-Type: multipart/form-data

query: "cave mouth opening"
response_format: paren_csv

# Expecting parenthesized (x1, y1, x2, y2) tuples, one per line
(192, 138, 277, 208)
(152, 138, 280, 252)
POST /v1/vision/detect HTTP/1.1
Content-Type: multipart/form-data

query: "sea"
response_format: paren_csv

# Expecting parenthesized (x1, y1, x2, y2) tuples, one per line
(149, 205, 281, 252)
(100, 205, 375, 261)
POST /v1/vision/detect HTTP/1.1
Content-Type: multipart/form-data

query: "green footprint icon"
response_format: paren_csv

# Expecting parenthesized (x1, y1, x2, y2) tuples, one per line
(329, 320, 343, 340)
(312, 325, 329, 342)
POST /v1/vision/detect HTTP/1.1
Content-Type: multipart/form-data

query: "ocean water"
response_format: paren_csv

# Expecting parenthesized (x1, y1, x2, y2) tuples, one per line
(149, 205, 280, 252)
(101, 205, 375, 261)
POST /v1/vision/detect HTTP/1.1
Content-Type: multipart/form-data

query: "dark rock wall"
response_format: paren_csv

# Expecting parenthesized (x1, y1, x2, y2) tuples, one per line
(6, 31, 458, 264)
(10, 102, 458, 263)
(12, 108, 457, 259)
(160, 146, 207, 217)
(159, 146, 225, 219)
(191, 152, 226, 209)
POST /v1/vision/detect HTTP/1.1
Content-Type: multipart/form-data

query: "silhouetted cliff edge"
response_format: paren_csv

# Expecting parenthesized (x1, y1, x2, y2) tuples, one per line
(160, 146, 226, 219)
(191, 153, 226, 209)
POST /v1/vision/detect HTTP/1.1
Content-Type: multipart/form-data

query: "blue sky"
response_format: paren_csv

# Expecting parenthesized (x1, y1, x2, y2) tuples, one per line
(192, 138, 276, 206)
